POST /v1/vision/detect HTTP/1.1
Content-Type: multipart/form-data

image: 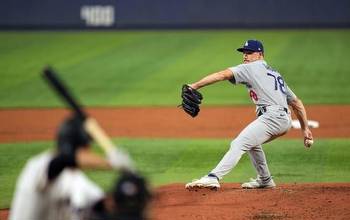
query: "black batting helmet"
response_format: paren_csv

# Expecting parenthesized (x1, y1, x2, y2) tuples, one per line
(56, 115, 91, 155)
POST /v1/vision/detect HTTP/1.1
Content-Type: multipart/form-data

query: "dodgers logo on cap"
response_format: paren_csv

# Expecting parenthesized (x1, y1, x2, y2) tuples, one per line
(237, 40, 264, 53)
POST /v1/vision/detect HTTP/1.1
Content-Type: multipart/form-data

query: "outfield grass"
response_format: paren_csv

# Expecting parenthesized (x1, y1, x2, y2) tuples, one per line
(0, 30, 349, 107)
(1, 138, 349, 208)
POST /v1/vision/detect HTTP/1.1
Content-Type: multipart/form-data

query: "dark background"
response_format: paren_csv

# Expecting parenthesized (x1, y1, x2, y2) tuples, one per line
(1, 0, 349, 29)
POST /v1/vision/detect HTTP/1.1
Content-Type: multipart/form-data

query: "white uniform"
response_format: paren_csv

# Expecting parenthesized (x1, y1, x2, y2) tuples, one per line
(210, 60, 296, 181)
(10, 151, 104, 220)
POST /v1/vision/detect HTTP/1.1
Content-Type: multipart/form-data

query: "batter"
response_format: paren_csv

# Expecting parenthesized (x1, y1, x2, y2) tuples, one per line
(9, 115, 130, 220)
(185, 39, 313, 189)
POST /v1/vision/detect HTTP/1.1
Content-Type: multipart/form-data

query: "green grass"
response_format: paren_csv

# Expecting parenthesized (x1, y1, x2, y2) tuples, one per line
(1, 138, 349, 208)
(0, 29, 349, 107)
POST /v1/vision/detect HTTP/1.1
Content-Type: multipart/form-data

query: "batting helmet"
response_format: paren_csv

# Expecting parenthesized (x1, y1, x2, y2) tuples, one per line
(56, 115, 91, 155)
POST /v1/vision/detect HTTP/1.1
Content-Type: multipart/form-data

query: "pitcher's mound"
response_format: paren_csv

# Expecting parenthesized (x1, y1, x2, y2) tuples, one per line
(150, 183, 350, 220)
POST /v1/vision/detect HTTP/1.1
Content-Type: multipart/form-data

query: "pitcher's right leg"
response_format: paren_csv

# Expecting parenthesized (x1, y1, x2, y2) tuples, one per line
(209, 117, 272, 180)
(247, 145, 272, 181)
(242, 146, 276, 189)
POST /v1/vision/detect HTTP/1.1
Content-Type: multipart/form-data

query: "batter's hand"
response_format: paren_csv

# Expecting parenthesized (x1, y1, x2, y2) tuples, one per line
(303, 128, 313, 148)
(107, 148, 135, 171)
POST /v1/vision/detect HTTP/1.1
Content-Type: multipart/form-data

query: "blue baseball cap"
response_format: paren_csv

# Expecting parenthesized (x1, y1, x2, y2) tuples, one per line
(237, 40, 264, 53)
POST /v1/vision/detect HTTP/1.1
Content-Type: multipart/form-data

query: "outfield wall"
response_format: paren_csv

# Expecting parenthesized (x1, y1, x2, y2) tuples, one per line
(1, 0, 349, 29)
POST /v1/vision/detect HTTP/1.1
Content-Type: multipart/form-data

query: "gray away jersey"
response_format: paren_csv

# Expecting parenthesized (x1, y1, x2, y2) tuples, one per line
(229, 60, 296, 109)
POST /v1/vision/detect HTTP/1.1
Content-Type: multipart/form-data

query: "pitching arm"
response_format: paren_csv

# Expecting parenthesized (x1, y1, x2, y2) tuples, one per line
(288, 97, 313, 147)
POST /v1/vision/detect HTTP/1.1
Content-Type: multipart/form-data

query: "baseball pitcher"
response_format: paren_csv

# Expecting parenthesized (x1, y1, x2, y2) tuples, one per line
(182, 39, 313, 189)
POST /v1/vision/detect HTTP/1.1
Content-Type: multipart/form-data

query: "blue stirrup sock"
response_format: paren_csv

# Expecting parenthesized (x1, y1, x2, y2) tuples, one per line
(208, 173, 219, 181)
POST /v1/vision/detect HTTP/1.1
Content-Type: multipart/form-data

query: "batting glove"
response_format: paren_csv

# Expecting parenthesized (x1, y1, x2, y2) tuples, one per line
(107, 148, 135, 172)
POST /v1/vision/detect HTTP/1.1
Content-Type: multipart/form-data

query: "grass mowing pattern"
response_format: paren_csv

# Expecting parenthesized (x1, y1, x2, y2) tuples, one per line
(1, 138, 349, 208)
(0, 30, 349, 107)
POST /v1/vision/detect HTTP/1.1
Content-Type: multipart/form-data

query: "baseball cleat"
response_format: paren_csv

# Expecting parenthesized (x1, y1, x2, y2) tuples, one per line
(241, 177, 276, 189)
(185, 176, 220, 190)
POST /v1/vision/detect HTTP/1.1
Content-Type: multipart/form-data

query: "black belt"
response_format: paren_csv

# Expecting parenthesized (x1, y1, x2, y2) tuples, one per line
(257, 106, 288, 117)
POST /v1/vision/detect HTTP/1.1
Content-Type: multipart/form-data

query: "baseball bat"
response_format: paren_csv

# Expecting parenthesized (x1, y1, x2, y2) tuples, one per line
(42, 67, 114, 154)
(43, 67, 86, 119)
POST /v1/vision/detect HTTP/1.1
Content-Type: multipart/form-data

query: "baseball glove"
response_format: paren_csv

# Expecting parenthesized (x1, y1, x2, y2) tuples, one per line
(180, 84, 203, 117)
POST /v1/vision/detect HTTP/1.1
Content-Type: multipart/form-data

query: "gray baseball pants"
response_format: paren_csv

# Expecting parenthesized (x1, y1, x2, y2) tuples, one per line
(210, 106, 292, 182)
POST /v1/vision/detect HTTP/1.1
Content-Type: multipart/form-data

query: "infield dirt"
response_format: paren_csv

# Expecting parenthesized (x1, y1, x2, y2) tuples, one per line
(151, 183, 350, 220)
(1, 105, 349, 142)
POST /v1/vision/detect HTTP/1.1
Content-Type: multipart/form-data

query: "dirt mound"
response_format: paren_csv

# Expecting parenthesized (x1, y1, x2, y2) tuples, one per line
(2, 183, 349, 220)
(0, 210, 8, 220)
(150, 183, 350, 220)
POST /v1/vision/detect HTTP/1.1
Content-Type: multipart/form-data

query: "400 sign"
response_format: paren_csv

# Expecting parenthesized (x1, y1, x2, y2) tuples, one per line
(81, 5, 115, 27)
